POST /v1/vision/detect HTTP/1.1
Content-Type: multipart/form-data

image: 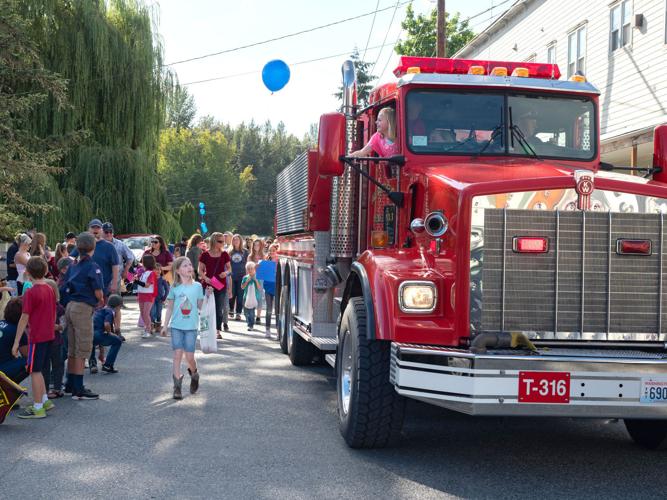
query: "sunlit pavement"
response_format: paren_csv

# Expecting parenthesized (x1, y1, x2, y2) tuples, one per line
(1, 298, 664, 499)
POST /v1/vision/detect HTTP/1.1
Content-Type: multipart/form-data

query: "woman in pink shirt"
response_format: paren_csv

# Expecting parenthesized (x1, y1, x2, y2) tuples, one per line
(349, 107, 398, 158)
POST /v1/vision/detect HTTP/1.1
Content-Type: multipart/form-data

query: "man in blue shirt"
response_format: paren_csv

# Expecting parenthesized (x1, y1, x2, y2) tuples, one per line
(63, 233, 104, 400)
(71, 219, 120, 296)
(0, 298, 28, 384)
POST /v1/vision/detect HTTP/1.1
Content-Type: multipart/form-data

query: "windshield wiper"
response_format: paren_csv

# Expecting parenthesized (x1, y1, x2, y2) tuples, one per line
(441, 134, 478, 153)
(508, 106, 541, 160)
(474, 110, 504, 157)
(599, 162, 663, 178)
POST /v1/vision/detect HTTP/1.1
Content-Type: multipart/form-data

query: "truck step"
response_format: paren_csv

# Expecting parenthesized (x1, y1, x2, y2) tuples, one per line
(325, 354, 336, 368)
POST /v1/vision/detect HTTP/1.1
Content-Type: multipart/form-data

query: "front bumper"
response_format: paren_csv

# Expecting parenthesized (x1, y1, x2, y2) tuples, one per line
(390, 343, 667, 418)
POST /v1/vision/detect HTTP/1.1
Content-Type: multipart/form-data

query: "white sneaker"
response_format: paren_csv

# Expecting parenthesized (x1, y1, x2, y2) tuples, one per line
(141, 331, 152, 339)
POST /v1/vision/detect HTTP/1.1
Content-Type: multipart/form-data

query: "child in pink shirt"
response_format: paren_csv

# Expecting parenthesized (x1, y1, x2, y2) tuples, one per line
(349, 107, 398, 158)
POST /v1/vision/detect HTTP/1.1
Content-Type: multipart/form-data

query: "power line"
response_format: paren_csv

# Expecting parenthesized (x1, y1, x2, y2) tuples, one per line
(179, 1, 518, 87)
(164, 1, 412, 67)
(362, 0, 381, 61)
(181, 42, 398, 86)
(378, 27, 404, 80)
(370, 0, 403, 77)
(464, 0, 512, 23)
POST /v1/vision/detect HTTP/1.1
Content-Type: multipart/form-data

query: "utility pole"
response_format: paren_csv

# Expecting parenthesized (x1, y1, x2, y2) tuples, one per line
(437, 0, 446, 57)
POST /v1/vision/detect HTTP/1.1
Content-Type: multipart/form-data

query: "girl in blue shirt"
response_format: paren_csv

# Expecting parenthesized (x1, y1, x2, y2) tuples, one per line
(161, 256, 204, 400)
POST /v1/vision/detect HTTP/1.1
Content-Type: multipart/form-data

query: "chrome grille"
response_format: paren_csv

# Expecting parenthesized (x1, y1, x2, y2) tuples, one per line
(479, 209, 667, 341)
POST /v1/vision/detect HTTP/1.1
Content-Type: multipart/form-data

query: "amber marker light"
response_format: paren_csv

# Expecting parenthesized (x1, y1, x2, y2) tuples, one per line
(468, 65, 485, 75)
(406, 66, 421, 74)
(511, 67, 529, 77)
(490, 66, 508, 77)
(371, 230, 389, 248)
(569, 73, 586, 82)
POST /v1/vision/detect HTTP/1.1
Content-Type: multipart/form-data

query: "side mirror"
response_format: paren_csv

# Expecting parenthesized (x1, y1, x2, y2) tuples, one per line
(653, 124, 667, 183)
(318, 112, 346, 177)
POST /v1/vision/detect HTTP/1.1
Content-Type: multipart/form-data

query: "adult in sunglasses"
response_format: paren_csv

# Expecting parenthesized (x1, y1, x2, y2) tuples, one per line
(198, 232, 232, 335)
(142, 235, 174, 279)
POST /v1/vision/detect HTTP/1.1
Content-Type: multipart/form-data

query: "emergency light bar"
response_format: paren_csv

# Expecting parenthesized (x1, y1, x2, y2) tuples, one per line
(393, 56, 561, 80)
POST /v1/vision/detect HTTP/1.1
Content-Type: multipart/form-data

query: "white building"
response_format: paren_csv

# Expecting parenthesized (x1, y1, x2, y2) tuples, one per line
(455, 0, 667, 167)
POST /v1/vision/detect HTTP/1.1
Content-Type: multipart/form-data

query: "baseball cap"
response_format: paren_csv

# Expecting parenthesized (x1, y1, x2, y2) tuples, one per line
(102, 222, 114, 233)
(88, 218, 103, 228)
(65, 232, 76, 240)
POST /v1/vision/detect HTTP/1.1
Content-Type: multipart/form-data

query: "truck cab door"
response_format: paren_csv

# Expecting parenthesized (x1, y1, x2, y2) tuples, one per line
(366, 103, 400, 251)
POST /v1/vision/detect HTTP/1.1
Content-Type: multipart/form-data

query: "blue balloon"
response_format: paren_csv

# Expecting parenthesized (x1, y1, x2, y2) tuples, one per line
(262, 59, 290, 92)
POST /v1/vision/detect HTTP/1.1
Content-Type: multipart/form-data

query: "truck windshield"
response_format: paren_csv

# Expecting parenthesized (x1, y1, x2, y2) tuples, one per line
(406, 90, 595, 161)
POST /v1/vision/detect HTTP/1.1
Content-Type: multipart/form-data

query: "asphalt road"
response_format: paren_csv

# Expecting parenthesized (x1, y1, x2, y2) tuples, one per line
(1, 298, 665, 499)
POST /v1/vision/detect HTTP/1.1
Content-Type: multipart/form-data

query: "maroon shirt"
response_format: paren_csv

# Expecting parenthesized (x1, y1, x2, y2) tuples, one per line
(199, 251, 231, 290)
(143, 249, 173, 269)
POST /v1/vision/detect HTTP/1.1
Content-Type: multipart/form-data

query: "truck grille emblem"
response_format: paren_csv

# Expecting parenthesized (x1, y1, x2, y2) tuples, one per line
(574, 170, 594, 210)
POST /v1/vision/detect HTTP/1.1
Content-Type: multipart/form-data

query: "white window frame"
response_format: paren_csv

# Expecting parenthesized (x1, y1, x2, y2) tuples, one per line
(547, 42, 557, 64)
(567, 24, 587, 77)
(610, 0, 632, 52)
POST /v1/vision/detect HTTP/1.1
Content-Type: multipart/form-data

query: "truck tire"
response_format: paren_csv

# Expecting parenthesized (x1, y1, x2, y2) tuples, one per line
(277, 286, 290, 354)
(624, 419, 667, 450)
(336, 296, 405, 448)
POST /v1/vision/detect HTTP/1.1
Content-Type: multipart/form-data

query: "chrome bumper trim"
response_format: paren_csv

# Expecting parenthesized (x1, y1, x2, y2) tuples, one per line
(391, 343, 667, 418)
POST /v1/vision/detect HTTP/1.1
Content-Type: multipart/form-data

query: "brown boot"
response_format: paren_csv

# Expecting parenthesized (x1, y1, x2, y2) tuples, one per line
(188, 368, 199, 394)
(173, 375, 183, 400)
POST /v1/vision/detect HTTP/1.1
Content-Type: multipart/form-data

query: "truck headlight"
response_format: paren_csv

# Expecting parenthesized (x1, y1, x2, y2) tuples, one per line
(398, 281, 437, 313)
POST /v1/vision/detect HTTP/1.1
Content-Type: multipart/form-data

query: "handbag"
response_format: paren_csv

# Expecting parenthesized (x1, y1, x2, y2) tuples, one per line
(198, 294, 218, 354)
(207, 254, 225, 291)
(244, 281, 258, 309)
(210, 276, 225, 291)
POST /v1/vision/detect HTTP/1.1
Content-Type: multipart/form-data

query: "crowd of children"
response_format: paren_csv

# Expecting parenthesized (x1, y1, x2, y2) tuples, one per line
(0, 228, 279, 414)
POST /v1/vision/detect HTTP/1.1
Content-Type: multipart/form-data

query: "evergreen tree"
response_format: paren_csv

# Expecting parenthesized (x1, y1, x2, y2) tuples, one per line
(334, 47, 377, 108)
(167, 83, 197, 131)
(395, 4, 475, 57)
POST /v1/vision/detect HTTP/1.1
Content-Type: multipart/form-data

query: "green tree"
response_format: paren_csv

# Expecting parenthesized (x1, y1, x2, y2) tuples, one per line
(0, 0, 81, 239)
(230, 120, 305, 235)
(167, 83, 197, 131)
(394, 4, 475, 57)
(177, 201, 198, 236)
(334, 47, 377, 108)
(158, 127, 250, 233)
(6, 0, 179, 243)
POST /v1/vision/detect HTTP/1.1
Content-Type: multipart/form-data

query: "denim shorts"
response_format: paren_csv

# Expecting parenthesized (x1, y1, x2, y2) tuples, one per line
(170, 328, 198, 353)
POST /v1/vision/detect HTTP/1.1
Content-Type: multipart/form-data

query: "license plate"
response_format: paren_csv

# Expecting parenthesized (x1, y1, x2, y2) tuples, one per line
(640, 378, 667, 403)
(518, 371, 570, 403)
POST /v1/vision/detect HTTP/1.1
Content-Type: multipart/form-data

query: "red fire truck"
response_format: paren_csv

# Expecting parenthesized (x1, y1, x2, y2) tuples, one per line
(274, 56, 667, 449)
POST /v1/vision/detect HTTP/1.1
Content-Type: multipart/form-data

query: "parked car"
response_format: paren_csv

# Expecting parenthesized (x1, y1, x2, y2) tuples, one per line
(116, 233, 152, 263)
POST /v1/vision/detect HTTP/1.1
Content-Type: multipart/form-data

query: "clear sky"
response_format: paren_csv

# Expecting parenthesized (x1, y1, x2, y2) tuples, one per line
(153, 0, 508, 136)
